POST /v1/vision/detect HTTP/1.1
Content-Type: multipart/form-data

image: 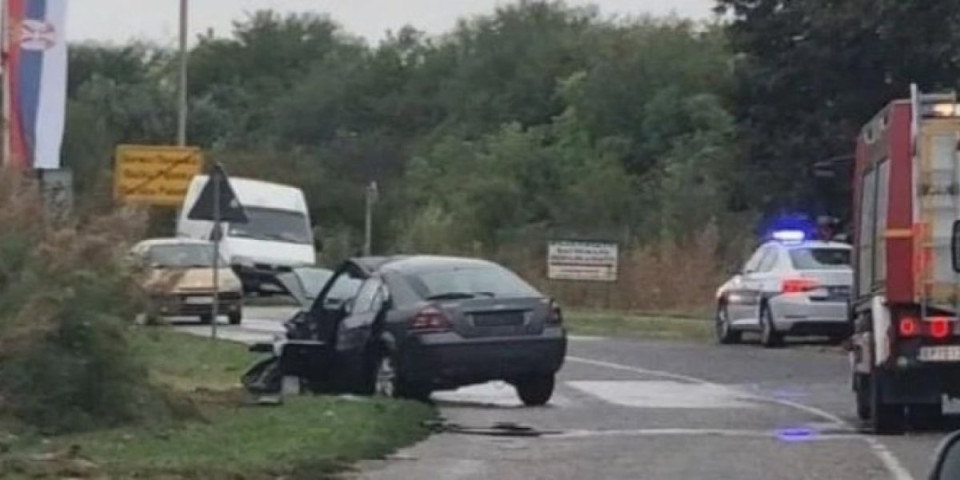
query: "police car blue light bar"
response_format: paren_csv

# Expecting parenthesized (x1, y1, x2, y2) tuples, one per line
(771, 230, 805, 242)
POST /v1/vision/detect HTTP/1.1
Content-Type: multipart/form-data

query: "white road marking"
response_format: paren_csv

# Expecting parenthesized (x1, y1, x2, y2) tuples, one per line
(432, 381, 572, 407)
(566, 380, 757, 409)
(551, 427, 861, 441)
(568, 335, 605, 342)
(566, 356, 915, 480)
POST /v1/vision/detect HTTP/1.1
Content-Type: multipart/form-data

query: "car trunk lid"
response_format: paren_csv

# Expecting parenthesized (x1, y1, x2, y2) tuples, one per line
(434, 297, 548, 338)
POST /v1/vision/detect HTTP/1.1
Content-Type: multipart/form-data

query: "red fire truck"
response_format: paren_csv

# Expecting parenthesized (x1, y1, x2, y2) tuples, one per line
(850, 85, 960, 433)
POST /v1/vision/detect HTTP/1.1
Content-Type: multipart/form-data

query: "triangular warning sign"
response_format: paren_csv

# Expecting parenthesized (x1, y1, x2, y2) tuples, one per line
(187, 163, 248, 223)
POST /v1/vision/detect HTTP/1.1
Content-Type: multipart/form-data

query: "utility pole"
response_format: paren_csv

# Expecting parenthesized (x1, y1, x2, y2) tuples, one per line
(363, 181, 378, 256)
(176, 0, 188, 146)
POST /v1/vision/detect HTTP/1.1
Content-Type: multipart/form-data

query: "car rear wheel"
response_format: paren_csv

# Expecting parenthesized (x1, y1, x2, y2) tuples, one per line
(374, 355, 398, 398)
(372, 352, 431, 402)
(760, 305, 783, 348)
(515, 375, 555, 406)
(715, 304, 741, 345)
(199, 314, 213, 324)
(229, 310, 243, 325)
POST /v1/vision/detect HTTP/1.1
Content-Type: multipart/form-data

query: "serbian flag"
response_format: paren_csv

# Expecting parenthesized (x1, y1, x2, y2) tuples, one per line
(3, 0, 67, 170)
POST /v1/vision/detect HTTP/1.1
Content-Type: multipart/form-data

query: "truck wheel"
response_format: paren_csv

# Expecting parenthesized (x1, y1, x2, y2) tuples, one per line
(907, 403, 942, 430)
(228, 310, 243, 325)
(515, 375, 555, 406)
(760, 305, 783, 348)
(715, 304, 741, 345)
(855, 373, 871, 421)
(870, 372, 904, 434)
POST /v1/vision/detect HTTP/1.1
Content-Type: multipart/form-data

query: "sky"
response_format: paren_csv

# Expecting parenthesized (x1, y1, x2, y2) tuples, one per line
(68, 0, 715, 46)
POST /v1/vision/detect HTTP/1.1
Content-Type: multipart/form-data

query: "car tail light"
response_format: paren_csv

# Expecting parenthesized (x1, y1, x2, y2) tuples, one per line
(547, 300, 563, 325)
(782, 278, 819, 294)
(930, 316, 953, 339)
(898, 316, 919, 337)
(410, 306, 452, 333)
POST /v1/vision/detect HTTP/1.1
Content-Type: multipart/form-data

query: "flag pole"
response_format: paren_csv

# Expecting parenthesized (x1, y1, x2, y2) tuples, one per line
(1, 0, 12, 168)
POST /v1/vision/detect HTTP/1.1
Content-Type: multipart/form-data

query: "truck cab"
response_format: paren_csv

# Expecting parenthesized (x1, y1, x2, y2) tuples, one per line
(850, 85, 960, 433)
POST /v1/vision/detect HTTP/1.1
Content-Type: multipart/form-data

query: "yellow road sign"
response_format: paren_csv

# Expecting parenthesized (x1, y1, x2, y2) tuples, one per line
(114, 145, 204, 207)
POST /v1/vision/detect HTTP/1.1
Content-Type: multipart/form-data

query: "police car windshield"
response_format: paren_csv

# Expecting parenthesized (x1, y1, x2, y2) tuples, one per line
(788, 247, 850, 270)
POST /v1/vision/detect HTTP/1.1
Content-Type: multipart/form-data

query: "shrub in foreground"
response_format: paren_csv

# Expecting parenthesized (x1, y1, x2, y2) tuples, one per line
(0, 174, 178, 433)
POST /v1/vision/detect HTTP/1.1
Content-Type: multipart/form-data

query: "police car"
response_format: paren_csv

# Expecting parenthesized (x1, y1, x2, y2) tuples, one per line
(715, 230, 853, 347)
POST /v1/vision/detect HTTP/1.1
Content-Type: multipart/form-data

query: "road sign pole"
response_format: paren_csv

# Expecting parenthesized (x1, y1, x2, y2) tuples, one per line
(363, 182, 378, 256)
(211, 171, 220, 340)
(176, 0, 189, 146)
(363, 188, 372, 256)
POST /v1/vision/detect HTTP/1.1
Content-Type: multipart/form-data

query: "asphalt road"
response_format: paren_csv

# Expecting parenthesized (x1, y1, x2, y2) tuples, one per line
(176, 306, 954, 480)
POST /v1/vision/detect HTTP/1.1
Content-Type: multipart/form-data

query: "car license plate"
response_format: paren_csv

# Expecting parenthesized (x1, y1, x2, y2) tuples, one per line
(185, 296, 213, 305)
(826, 286, 850, 300)
(918, 346, 960, 362)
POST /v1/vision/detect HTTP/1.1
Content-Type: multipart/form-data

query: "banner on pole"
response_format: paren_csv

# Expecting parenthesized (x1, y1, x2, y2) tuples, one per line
(4, 0, 68, 170)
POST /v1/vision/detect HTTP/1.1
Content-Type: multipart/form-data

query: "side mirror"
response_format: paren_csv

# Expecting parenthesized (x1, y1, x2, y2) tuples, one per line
(929, 431, 960, 479)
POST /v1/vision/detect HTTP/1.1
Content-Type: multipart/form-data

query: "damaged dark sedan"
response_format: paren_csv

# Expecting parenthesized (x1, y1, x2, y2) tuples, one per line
(245, 255, 567, 405)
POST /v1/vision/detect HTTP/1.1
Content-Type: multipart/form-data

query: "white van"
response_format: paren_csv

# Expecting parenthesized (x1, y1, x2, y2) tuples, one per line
(177, 175, 316, 293)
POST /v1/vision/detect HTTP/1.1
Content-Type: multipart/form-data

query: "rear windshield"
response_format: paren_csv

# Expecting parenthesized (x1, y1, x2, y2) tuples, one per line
(406, 266, 541, 300)
(147, 244, 224, 268)
(788, 248, 851, 270)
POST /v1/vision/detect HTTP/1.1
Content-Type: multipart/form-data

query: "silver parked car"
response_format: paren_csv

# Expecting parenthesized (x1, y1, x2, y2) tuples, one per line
(714, 231, 853, 347)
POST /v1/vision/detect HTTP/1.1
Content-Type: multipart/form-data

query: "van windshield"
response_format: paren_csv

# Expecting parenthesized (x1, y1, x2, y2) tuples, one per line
(228, 207, 312, 245)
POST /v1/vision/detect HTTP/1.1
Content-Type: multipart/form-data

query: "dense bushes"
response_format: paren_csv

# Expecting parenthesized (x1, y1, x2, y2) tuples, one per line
(0, 174, 177, 433)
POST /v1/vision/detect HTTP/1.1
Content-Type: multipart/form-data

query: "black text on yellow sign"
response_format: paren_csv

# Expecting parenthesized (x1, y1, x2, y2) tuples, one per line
(114, 145, 204, 207)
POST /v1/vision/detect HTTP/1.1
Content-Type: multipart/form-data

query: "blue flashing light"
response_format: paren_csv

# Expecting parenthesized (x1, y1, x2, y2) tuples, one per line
(771, 230, 806, 243)
(776, 428, 817, 443)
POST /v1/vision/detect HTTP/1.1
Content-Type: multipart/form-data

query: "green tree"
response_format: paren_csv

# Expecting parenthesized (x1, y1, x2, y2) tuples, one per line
(717, 0, 960, 218)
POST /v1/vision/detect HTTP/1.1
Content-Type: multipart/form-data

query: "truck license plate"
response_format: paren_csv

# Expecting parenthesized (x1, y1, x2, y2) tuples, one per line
(185, 296, 213, 305)
(918, 346, 960, 362)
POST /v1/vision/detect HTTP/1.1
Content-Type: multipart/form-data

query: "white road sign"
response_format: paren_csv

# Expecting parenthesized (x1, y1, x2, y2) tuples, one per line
(547, 240, 619, 282)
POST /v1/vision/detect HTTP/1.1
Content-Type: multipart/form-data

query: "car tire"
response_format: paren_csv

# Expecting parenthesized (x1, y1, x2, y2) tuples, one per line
(715, 304, 741, 345)
(759, 305, 783, 348)
(515, 375, 555, 406)
(372, 350, 431, 402)
(907, 403, 942, 430)
(870, 371, 905, 434)
(199, 314, 213, 324)
(229, 310, 242, 326)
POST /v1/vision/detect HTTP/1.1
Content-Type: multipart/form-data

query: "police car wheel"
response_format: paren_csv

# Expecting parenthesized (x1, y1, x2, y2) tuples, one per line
(715, 304, 741, 345)
(759, 305, 783, 348)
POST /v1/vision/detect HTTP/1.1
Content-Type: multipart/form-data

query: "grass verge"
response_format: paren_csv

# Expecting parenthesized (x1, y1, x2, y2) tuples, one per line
(567, 310, 713, 342)
(0, 330, 435, 480)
